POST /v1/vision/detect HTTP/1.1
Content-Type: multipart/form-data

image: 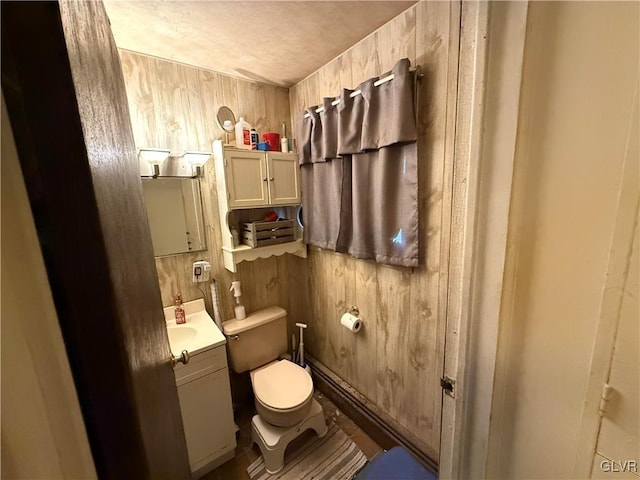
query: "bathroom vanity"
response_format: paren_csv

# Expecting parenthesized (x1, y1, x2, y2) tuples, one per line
(164, 299, 236, 478)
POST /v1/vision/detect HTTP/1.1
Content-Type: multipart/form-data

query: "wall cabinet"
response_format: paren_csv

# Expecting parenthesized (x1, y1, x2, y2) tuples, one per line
(213, 140, 307, 272)
(224, 150, 301, 208)
(174, 345, 236, 478)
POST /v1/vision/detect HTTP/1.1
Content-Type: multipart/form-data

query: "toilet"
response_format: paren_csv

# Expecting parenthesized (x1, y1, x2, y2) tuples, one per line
(222, 306, 327, 473)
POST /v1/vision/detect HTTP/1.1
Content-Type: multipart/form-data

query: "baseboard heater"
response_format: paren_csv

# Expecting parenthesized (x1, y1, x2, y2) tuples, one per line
(306, 355, 439, 474)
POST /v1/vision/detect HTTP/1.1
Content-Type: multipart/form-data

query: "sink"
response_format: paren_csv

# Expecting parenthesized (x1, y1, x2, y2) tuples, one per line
(167, 325, 198, 352)
(163, 298, 226, 355)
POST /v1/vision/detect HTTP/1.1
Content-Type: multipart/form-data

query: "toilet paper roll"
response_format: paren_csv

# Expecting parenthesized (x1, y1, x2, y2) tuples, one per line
(341, 312, 362, 333)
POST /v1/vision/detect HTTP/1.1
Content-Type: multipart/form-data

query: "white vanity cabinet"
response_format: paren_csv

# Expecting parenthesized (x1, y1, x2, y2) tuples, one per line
(222, 148, 301, 208)
(212, 140, 307, 272)
(174, 345, 236, 478)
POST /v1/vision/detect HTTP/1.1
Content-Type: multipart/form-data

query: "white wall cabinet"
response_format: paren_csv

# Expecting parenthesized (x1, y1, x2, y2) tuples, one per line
(213, 140, 307, 272)
(224, 149, 301, 208)
(174, 345, 236, 478)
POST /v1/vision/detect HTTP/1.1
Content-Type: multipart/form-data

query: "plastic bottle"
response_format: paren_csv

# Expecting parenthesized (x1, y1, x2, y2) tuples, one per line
(250, 128, 259, 150)
(174, 294, 186, 324)
(235, 117, 252, 150)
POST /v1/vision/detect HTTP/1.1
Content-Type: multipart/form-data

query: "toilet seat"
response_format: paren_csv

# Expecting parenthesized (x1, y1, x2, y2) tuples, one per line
(252, 360, 313, 410)
(251, 360, 314, 427)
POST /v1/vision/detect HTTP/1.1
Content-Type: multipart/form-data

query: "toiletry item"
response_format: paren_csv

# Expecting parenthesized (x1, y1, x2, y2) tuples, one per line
(257, 142, 269, 151)
(230, 281, 246, 320)
(175, 294, 186, 324)
(235, 117, 252, 150)
(296, 323, 307, 368)
(250, 128, 259, 149)
(280, 122, 289, 153)
(263, 132, 280, 151)
(210, 280, 224, 331)
(340, 312, 362, 333)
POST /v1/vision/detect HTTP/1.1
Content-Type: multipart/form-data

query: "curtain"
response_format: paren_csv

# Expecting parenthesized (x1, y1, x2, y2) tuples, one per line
(297, 58, 418, 267)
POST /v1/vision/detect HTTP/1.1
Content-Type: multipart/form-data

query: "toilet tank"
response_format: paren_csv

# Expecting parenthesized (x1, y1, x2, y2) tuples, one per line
(222, 306, 288, 373)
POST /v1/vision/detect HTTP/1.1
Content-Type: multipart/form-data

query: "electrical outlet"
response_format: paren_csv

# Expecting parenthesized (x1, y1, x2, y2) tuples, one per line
(192, 260, 211, 283)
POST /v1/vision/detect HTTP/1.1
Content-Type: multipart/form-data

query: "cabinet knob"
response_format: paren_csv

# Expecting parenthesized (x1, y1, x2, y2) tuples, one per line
(269, 177, 274, 181)
(263, 177, 267, 182)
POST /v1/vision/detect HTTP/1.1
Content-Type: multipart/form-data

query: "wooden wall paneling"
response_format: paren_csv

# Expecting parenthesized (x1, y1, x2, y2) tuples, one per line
(121, 51, 292, 319)
(265, 85, 292, 137)
(325, 251, 354, 382)
(198, 69, 238, 144)
(236, 81, 268, 134)
(377, 6, 417, 72)
(119, 53, 157, 148)
(149, 58, 186, 152)
(375, 265, 412, 420)
(154, 255, 180, 308)
(181, 66, 207, 150)
(286, 255, 309, 340)
(349, 32, 381, 83)
(318, 57, 342, 99)
(398, 0, 457, 454)
(306, 248, 326, 362)
(275, 254, 290, 314)
(288, 3, 457, 459)
(350, 259, 379, 401)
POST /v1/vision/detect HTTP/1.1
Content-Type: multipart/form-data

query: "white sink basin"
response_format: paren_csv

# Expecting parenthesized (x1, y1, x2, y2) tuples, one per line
(164, 299, 226, 355)
(167, 325, 198, 352)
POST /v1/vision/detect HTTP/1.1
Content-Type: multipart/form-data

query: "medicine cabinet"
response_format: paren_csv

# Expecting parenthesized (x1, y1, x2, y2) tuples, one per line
(141, 178, 207, 256)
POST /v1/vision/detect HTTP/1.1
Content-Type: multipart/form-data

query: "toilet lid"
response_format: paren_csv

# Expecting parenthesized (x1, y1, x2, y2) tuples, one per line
(253, 361, 313, 410)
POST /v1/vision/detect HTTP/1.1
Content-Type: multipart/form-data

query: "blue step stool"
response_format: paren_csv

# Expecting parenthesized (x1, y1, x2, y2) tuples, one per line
(353, 446, 437, 480)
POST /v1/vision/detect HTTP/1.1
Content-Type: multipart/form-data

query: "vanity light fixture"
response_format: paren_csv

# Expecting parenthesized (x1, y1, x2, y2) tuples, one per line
(138, 148, 170, 178)
(182, 151, 211, 178)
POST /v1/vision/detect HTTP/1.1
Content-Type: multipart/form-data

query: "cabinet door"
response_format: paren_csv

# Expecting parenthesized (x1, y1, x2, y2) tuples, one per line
(177, 368, 236, 470)
(225, 151, 269, 208)
(266, 153, 301, 205)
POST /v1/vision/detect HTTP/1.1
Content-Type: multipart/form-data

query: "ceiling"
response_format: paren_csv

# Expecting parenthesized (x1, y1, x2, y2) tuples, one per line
(103, 1, 415, 87)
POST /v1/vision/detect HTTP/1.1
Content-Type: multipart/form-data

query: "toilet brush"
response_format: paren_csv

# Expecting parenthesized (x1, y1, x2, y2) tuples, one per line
(295, 323, 307, 367)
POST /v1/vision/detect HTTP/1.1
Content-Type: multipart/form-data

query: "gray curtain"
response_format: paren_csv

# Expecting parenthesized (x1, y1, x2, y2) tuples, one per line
(297, 58, 418, 267)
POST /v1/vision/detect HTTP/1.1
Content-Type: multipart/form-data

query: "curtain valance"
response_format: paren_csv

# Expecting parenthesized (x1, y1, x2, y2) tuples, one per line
(297, 58, 419, 267)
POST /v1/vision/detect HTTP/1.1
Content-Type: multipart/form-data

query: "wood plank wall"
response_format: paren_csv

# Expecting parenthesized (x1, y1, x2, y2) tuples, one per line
(119, 51, 292, 321)
(288, 2, 460, 459)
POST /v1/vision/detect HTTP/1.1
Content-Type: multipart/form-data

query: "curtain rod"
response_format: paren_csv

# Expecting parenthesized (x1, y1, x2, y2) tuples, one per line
(304, 66, 421, 118)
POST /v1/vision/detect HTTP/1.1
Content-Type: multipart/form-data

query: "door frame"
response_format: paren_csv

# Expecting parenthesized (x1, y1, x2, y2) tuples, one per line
(439, 3, 529, 478)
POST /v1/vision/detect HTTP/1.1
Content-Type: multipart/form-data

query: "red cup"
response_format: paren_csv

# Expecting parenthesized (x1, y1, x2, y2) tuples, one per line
(263, 133, 280, 151)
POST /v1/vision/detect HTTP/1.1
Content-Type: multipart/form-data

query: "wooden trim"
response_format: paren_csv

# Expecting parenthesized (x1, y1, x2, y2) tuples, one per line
(440, 2, 528, 479)
(439, 3, 490, 478)
(308, 356, 439, 474)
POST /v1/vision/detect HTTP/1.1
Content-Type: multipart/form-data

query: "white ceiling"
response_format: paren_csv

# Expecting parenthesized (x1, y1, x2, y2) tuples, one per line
(103, 1, 416, 87)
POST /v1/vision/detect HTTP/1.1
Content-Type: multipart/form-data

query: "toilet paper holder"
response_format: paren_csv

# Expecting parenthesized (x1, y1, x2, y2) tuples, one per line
(348, 306, 359, 316)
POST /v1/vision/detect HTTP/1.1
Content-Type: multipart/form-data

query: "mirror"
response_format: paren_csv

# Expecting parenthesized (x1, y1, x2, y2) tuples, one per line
(216, 106, 236, 145)
(216, 106, 236, 132)
(141, 178, 207, 256)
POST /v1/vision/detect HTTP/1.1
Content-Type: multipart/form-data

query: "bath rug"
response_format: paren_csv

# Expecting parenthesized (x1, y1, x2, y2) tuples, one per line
(247, 422, 367, 480)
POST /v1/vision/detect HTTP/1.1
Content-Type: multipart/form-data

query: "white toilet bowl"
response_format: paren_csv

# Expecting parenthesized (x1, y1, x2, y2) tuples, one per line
(223, 307, 327, 473)
(250, 360, 313, 427)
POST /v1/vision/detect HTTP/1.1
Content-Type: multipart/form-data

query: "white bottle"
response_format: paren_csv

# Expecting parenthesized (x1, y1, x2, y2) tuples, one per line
(235, 117, 252, 150)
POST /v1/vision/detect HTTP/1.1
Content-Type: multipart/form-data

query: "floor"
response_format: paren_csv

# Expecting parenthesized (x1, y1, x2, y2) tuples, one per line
(203, 391, 383, 480)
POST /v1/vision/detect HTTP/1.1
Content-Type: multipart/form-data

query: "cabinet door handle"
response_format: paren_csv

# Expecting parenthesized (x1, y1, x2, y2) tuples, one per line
(263, 177, 267, 182)
(269, 177, 274, 181)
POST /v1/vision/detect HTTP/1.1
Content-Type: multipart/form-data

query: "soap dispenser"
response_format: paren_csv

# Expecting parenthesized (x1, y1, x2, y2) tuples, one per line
(174, 294, 186, 324)
(230, 281, 246, 320)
